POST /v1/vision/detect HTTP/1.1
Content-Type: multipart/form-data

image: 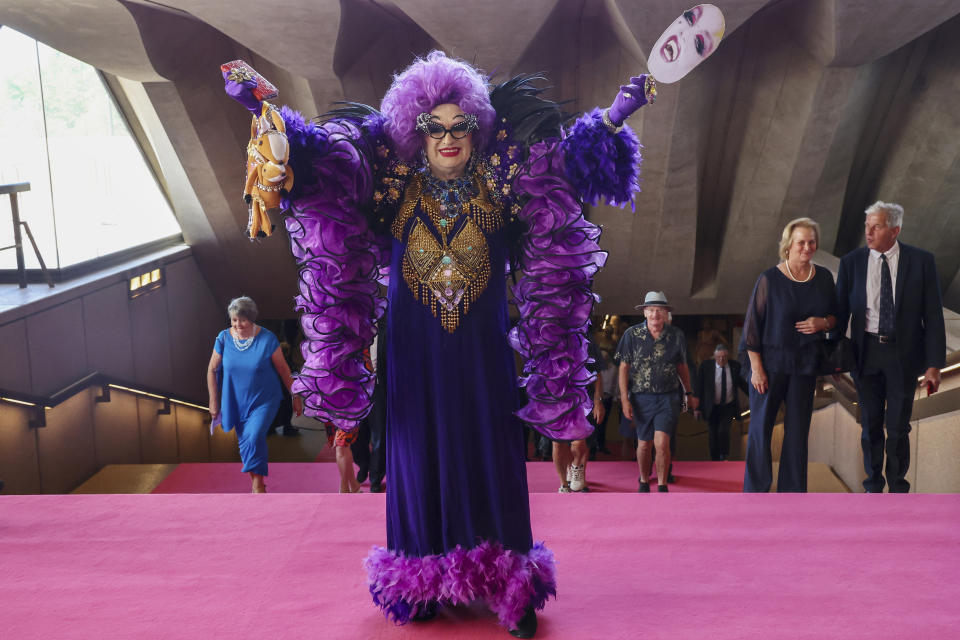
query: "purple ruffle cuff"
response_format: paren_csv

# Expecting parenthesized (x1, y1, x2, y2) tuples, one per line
(281, 109, 386, 429)
(365, 541, 556, 629)
(509, 139, 607, 441)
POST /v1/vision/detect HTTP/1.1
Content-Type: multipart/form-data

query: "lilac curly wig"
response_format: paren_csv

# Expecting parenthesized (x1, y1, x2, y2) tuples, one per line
(380, 50, 496, 162)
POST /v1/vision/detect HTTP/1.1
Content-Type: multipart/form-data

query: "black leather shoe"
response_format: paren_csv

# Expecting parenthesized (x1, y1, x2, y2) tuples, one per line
(509, 606, 537, 638)
(658, 484, 669, 492)
(638, 481, 650, 493)
(370, 481, 384, 493)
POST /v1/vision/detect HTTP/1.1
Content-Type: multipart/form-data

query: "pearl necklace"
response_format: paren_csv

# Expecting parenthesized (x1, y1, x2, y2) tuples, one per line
(232, 328, 256, 351)
(784, 260, 813, 282)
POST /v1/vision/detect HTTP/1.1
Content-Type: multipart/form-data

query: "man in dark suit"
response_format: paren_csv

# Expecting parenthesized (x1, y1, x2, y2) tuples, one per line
(695, 344, 748, 461)
(835, 201, 946, 493)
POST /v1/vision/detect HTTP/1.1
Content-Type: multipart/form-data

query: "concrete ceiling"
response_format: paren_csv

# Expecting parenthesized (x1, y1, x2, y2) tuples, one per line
(2, 0, 960, 316)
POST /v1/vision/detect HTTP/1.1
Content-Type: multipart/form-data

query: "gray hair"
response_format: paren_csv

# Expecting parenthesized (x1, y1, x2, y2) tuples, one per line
(714, 343, 729, 353)
(865, 200, 904, 229)
(227, 296, 258, 321)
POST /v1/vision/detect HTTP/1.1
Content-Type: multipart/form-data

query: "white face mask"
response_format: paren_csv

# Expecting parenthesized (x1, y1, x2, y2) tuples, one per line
(648, 4, 726, 84)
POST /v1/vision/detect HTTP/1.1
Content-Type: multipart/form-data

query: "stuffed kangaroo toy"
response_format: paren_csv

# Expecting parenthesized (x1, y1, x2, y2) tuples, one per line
(244, 102, 293, 239)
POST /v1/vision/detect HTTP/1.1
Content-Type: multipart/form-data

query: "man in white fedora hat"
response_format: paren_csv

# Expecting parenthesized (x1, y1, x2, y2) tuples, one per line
(615, 291, 697, 492)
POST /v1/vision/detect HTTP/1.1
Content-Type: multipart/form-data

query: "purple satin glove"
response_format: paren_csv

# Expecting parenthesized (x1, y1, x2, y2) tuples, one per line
(222, 68, 261, 114)
(607, 74, 656, 126)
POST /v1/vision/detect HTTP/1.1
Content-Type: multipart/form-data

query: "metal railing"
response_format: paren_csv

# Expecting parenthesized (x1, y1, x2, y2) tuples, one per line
(0, 372, 208, 428)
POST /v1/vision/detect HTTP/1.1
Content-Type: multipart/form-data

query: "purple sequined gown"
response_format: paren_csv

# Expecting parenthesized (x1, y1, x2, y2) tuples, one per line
(385, 191, 531, 556)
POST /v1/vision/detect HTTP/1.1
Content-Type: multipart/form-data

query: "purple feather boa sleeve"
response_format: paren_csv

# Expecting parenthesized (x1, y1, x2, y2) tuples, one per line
(508, 113, 640, 440)
(280, 107, 386, 429)
(508, 139, 608, 441)
(560, 107, 641, 207)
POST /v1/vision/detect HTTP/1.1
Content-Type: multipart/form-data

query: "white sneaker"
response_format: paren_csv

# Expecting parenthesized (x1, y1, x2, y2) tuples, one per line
(569, 464, 585, 492)
(558, 484, 571, 493)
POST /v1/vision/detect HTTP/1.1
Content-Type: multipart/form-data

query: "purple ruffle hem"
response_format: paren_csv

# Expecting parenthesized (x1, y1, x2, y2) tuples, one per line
(364, 541, 556, 629)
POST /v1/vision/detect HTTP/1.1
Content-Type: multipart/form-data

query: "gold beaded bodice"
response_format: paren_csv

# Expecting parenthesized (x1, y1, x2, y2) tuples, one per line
(392, 173, 504, 333)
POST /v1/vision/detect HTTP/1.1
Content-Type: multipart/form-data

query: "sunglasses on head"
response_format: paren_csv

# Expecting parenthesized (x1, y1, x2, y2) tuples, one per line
(416, 112, 478, 139)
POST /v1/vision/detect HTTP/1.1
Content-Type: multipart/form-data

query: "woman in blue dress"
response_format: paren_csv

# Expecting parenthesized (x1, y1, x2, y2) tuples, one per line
(207, 296, 301, 493)
(740, 218, 837, 492)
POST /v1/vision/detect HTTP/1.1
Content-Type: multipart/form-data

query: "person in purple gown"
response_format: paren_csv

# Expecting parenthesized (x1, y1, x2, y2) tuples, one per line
(224, 51, 649, 637)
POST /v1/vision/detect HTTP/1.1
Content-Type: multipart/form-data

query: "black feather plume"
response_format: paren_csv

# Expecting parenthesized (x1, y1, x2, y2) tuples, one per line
(488, 74, 572, 146)
(316, 101, 381, 126)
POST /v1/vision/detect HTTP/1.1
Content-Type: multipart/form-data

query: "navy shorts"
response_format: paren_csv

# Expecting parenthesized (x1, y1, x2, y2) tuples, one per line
(629, 392, 681, 442)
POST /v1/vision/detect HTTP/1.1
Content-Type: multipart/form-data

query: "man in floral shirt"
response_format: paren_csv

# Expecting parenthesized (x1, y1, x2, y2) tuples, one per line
(616, 291, 697, 492)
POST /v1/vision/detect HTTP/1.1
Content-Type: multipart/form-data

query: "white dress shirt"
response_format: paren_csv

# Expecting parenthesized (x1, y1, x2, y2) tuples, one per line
(714, 362, 734, 405)
(865, 241, 900, 334)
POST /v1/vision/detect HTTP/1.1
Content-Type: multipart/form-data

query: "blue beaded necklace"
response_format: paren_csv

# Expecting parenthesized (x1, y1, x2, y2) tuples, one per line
(421, 170, 477, 219)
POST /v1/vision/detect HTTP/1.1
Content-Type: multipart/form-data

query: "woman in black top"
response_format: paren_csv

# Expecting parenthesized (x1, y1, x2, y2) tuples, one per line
(740, 218, 837, 492)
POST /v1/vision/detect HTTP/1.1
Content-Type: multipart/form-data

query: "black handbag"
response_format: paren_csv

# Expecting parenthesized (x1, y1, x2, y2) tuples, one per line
(816, 336, 857, 375)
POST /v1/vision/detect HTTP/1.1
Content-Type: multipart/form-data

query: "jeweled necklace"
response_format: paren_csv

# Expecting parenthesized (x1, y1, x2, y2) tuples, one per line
(421, 170, 476, 219)
(784, 260, 813, 282)
(233, 328, 256, 351)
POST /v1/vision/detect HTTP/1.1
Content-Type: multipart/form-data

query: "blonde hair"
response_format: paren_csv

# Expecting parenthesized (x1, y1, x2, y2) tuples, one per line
(778, 217, 820, 261)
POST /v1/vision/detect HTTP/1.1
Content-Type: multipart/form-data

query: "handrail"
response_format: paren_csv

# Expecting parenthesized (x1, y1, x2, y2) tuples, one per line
(737, 349, 960, 422)
(0, 372, 207, 428)
(826, 347, 960, 422)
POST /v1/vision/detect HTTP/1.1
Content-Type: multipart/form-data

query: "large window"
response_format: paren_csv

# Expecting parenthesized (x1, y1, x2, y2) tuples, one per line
(0, 26, 180, 271)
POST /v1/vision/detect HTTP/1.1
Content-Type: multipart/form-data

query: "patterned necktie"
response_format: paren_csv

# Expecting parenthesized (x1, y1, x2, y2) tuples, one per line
(720, 365, 727, 404)
(879, 254, 895, 336)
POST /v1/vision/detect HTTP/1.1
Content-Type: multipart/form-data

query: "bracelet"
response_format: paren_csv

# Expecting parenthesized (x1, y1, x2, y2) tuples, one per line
(644, 74, 658, 104)
(601, 109, 623, 134)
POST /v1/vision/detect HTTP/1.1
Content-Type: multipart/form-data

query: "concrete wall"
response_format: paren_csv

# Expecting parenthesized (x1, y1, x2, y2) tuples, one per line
(751, 398, 960, 494)
(0, 389, 238, 494)
(0, 249, 225, 401)
(809, 402, 960, 494)
(737, 365, 960, 492)
(0, 248, 236, 493)
(6, 0, 960, 317)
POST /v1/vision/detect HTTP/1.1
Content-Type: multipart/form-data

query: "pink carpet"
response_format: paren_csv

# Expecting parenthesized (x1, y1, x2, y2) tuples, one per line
(152, 461, 746, 493)
(1, 493, 958, 639)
